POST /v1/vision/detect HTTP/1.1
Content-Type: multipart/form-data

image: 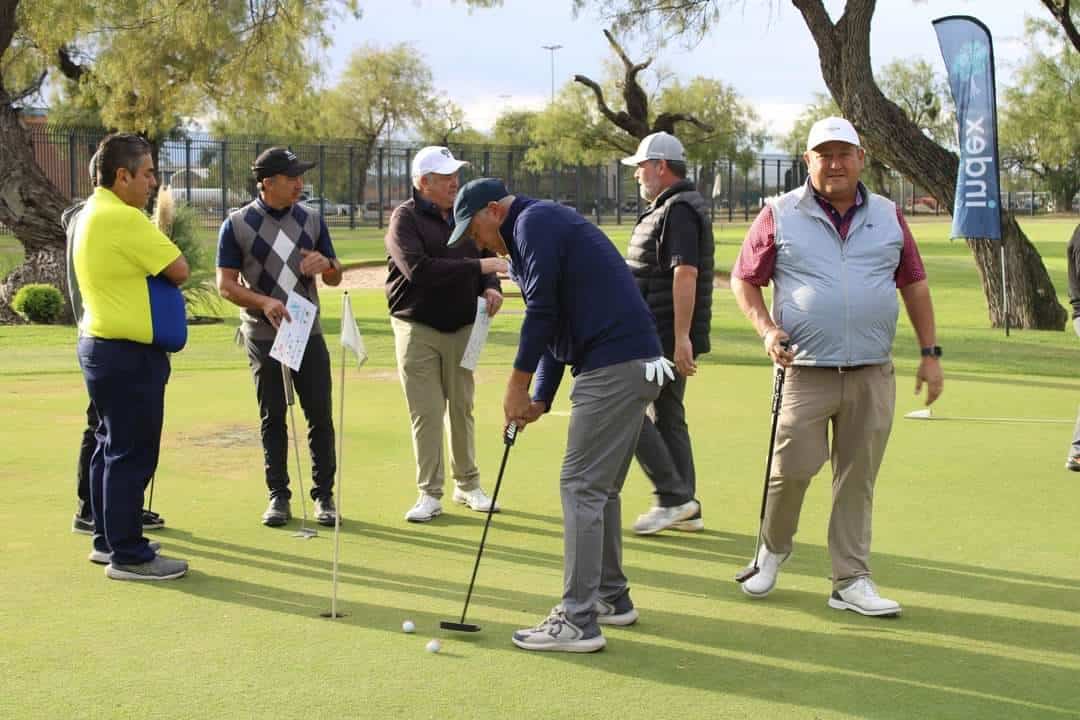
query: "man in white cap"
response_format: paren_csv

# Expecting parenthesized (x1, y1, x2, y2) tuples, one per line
(730, 117, 944, 616)
(620, 131, 715, 536)
(385, 147, 508, 522)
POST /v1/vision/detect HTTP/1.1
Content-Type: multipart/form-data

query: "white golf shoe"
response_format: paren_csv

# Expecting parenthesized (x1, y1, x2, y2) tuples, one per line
(632, 499, 700, 535)
(740, 545, 790, 598)
(828, 577, 902, 617)
(404, 494, 443, 523)
(452, 486, 500, 513)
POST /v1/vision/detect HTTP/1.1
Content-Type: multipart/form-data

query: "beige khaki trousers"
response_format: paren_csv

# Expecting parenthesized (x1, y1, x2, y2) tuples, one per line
(391, 317, 479, 498)
(764, 362, 895, 589)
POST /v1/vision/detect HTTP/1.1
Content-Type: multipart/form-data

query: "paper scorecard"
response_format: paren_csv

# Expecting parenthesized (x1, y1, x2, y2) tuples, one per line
(269, 291, 317, 371)
(459, 296, 492, 371)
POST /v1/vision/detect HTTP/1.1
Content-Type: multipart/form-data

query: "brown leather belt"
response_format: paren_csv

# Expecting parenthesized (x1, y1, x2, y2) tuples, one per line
(816, 365, 873, 373)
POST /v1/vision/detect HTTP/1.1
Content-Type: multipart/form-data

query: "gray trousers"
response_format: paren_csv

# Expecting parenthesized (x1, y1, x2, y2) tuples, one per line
(1072, 318, 1080, 456)
(560, 358, 661, 630)
(634, 372, 696, 506)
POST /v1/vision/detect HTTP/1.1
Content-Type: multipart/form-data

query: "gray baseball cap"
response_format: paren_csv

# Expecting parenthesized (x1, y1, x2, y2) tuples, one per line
(621, 132, 686, 166)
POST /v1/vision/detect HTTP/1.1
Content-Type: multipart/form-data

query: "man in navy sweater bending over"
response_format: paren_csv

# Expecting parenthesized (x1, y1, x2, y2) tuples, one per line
(449, 178, 674, 653)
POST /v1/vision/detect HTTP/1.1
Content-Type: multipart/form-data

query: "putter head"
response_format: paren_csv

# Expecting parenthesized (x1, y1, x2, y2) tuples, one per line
(440, 621, 481, 632)
(319, 611, 348, 618)
(734, 566, 760, 584)
(293, 527, 318, 539)
(904, 408, 932, 420)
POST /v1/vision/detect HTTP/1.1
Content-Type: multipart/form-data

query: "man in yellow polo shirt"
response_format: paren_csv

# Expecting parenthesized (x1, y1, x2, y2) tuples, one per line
(74, 133, 190, 581)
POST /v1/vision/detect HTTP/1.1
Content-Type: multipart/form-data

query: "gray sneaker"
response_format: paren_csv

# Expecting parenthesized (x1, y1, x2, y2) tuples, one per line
(105, 555, 188, 581)
(512, 607, 606, 652)
(262, 496, 291, 527)
(314, 495, 339, 526)
(89, 540, 161, 565)
(596, 591, 639, 626)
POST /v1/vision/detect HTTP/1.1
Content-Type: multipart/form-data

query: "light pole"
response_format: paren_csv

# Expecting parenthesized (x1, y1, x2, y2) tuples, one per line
(541, 44, 563, 105)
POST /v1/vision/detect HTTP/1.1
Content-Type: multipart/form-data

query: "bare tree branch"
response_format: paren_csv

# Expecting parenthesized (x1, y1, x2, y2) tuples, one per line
(1040, 0, 1080, 52)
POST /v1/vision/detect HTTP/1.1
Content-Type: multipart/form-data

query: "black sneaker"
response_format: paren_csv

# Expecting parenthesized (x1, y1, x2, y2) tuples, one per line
(596, 589, 639, 626)
(262, 497, 291, 527)
(314, 496, 339, 526)
(142, 509, 165, 530)
(72, 514, 95, 535)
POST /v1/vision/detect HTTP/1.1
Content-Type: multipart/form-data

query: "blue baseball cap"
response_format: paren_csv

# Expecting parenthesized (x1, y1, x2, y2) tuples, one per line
(448, 178, 510, 247)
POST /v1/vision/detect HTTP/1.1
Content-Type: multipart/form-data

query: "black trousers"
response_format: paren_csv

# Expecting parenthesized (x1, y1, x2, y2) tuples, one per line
(633, 372, 697, 507)
(245, 333, 336, 501)
(75, 401, 97, 518)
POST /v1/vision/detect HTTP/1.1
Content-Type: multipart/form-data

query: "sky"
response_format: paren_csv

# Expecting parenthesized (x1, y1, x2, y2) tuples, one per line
(320, 0, 1046, 147)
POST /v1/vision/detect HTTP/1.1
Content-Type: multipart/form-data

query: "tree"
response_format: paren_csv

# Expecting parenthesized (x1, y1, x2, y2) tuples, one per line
(321, 44, 437, 206)
(0, 0, 356, 322)
(1000, 20, 1080, 213)
(1039, 0, 1080, 52)
(877, 58, 954, 148)
(543, 0, 1068, 329)
(416, 96, 487, 146)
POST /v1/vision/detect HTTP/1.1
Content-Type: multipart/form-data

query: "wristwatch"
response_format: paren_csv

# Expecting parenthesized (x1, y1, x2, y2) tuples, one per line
(920, 345, 943, 358)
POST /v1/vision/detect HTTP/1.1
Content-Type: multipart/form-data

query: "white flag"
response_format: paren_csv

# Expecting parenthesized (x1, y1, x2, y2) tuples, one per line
(340, 293, 368, 367)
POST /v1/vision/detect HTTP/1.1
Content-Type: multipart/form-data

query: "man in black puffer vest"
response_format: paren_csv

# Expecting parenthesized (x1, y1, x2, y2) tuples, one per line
(621, 132, 715, 535)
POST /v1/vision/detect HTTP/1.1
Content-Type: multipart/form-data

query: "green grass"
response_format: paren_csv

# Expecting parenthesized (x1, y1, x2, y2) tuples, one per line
(2, 219, 1080, 719)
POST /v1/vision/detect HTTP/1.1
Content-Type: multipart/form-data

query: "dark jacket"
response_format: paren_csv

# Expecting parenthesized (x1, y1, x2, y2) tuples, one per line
(1068, 224, 1080, 320)
(499, 196, 662, 408)
(384, 190, 501, 332)
(626, 179, 714, 356)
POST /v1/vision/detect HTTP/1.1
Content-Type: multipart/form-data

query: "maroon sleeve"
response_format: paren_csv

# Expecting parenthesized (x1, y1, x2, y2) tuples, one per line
(732, 205, 778, 286)
(384, 205, 481, 288)
(894, 209, 928, 288)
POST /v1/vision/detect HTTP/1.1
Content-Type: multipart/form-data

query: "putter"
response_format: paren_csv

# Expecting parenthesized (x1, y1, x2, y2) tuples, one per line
(735, 341, 790, 584)
(282, 363, 317, 539)
(441, 422, 518, 632)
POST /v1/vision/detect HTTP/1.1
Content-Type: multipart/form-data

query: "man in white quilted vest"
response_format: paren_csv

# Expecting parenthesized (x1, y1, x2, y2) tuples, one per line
(730, 117, 944, 617)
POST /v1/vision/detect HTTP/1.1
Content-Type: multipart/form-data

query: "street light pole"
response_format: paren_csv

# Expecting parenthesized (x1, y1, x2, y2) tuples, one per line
(541, 44, 563, 105)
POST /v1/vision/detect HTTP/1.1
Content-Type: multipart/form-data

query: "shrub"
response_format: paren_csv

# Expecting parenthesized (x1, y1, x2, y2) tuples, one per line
(12, 283, 64, 323)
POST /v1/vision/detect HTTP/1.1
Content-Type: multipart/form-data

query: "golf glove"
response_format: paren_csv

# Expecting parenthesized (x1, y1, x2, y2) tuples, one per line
(644, 357, 676, 387)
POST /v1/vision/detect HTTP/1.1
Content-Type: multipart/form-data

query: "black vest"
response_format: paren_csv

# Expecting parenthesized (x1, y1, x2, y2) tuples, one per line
(626, 180, 714, 356)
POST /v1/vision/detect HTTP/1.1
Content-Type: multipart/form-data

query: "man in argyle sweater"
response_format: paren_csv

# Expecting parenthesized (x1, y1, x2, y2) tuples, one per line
(216, 147, 344, 527)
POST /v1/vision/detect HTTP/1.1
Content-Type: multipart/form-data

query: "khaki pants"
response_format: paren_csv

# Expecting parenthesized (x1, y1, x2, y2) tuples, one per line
(391, 317, 479, 498)
(764, 363, 895, 589)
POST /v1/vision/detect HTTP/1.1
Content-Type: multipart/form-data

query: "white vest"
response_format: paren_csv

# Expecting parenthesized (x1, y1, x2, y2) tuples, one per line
(769, 183, 903, 366)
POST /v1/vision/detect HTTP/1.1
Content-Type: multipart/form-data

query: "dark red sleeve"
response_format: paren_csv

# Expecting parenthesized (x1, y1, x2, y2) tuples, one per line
(894, 208, 927, 288)
(732, 205, 777, 286)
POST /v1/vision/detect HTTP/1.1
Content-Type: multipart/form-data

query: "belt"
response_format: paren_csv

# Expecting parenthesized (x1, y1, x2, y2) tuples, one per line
(817, 364, 874, 373)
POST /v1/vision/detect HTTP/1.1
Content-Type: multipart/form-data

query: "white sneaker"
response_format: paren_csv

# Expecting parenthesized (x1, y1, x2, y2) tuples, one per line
(404, 494, 443, 523)
(741, 545, 790, 598)
(512, 607, 606, 653)
(828, 577, 902, 617)
(632, 499, 699, 535)
(88, 541, 161, 565)
(452, 487, 500, 513)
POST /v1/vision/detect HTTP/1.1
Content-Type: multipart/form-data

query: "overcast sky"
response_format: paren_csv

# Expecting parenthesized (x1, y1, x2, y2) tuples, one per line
(322, 0, 1044, 144)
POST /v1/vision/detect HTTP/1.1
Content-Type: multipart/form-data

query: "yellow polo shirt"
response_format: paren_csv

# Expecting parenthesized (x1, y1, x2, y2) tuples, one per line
(74, 187, 182, 344)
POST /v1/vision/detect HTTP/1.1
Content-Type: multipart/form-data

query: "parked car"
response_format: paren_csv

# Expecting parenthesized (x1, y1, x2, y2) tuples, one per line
(298, 196, 349, 216)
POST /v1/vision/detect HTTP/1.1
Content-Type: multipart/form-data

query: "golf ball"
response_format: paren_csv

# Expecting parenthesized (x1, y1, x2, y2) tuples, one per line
(425, 639, 442, 653)
(402, 620, 415, 633)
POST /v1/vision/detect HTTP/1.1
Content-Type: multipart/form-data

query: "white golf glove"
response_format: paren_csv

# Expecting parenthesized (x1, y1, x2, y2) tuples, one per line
(644, 357, 676, 386)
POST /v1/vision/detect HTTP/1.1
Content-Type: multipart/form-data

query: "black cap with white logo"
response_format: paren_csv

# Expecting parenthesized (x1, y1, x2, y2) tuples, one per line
(252, 147, 317, 180)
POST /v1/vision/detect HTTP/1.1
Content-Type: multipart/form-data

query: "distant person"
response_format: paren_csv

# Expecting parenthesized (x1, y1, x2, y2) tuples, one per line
(384, 147, 506, 522)
(1065, 224, 1080, 471)
(216, 147, 342, 527)
(74, 133, 190, 580)
(621, 132, 714, 535)
(452, 178, 671, 653)
(64, 151, 166, 536)
(730, 117, 943, 616)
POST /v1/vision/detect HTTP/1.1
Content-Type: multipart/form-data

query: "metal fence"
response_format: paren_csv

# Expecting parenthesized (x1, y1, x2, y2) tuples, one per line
(4, 124, 1071, 237)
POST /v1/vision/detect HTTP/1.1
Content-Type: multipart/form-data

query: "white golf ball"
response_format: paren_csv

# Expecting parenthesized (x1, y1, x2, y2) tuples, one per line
(402, 620, 416, 633)
(425, 639, 442, 653)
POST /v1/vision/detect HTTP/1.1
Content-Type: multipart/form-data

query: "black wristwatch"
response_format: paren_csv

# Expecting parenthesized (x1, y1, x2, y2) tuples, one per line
(920, 345, 943, 358)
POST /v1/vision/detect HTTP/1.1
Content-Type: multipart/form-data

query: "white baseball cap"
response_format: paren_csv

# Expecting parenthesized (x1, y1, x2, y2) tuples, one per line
(411, 146, 469, 182)
(806, 117, 860, 151)
(621, 132, 686, 166)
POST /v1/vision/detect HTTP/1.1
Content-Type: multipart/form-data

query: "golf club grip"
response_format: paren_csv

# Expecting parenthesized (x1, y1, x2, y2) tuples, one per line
(281, 363, 294, 406)
(504, 422, 518, 446)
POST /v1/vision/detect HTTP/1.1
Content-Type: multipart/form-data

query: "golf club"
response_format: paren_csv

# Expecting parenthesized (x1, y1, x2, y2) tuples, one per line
(441, 422, 518, 633)
(736, 342, 789, 584)
(282, 363, 316, 539)
(904, 408, 1071, 424)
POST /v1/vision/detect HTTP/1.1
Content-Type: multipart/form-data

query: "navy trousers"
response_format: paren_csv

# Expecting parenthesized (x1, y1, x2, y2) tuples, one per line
(78, 337, 169, 565)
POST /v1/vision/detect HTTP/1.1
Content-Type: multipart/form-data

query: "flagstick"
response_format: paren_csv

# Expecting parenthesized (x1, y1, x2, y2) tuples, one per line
(329, 293, 347, 619)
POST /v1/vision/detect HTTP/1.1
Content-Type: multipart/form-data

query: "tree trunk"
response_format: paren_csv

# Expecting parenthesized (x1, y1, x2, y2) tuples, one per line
(793, 0, 1067, 330)
(0, 91, 73, 323)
